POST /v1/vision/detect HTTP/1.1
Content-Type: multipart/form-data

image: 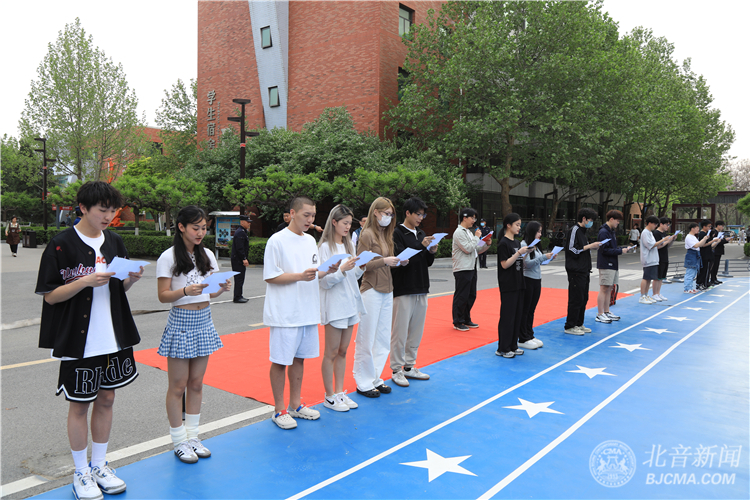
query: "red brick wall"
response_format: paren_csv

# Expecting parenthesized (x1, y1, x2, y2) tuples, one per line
(198, 1, 265, 143)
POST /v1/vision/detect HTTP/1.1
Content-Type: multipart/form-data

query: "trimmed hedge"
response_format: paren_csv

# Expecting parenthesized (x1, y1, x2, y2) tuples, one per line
(744, 242, 750, 257)
(121, 221, 156, 230)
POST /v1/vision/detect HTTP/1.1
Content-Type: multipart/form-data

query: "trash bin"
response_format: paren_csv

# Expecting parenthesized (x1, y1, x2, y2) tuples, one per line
(23, 229, 37, 248)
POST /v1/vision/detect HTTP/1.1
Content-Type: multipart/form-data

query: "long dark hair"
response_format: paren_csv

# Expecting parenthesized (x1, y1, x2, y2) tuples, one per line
(523, 221, 542, 259)
(172, 206, 212, 277)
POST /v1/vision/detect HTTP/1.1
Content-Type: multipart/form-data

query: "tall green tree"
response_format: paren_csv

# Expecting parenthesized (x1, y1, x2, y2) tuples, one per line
(19, 18, 145, 181)
(154, 78, 197, 170)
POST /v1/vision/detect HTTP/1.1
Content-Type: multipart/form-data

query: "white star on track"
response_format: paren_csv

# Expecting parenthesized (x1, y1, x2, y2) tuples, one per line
(683, 307, 705, 311)
(698, 300, 716, 304)
(503, 398, 563, 418)
(567, 365, 616, 379)
(642, 327, 675, 334)
(664, 316, 692, 322)
(401, 449, 477, 482)
(611, 343, 650, 352)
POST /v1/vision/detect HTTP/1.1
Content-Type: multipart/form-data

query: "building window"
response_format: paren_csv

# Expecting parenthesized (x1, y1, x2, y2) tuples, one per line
(269, 86, 280, 107)
(398, 68, 409, 101)
(399, 5, 413, 36)
(261, 26, 272, 48)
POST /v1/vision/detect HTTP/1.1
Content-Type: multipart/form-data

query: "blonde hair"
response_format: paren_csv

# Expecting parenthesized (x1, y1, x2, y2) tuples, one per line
(319, 204, 355, 255)
(361, 197, 396, 257)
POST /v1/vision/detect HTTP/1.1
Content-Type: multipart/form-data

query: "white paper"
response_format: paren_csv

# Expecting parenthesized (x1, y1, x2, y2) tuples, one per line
(527, 238, 541, 248)
(201, 271, 239, 294)
(541, 246, 564, 265)
(396, 247, 422, 261)
(427, 233, 449, 250)
(717, 232, 724, 239)
(106, 256, 150, 281)
(674, 230, 682, 236)
(318, 253, 350, 272)
(599, 238, 611, 245)
(355, 251, 382, 267)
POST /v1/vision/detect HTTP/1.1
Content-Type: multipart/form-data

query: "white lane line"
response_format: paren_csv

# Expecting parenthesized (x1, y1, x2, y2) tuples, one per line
(477, 290, 749, 499)
(285, 294, 703, 500)
(211, 294, 266, 305)
(0, 318, 41, 330)
(0, 358, 56, 370)
(0, 406, 274, 497)
(624, 288, 641, 294)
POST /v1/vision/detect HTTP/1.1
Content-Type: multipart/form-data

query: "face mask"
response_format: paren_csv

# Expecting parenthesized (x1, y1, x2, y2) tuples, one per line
(585, 220, 593, 228)
(480, 223, 485, 227)
(379, 215, 392, 227)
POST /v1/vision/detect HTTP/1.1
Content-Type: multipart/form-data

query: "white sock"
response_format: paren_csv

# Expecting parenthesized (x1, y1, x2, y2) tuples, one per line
(71, 448, 88, 473)
(90, 442, 108, 469)
(184, 414, 200, 440)
(170, 425, 188, 448)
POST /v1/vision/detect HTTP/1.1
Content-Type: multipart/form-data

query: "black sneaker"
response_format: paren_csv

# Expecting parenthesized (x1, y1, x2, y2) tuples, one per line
(356, 388, 380, 398)
(453, 324, 470, 332)
(465, 322, 479, 329)
(375, 384, 392, 394)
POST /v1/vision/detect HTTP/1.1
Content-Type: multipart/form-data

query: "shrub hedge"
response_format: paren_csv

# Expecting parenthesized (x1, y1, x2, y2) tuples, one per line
(744, 242, 750, 257)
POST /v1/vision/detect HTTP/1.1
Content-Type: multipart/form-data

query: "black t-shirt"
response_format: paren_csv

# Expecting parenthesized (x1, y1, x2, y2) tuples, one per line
(698, 231, 713, 260)
(653, 229, 668, 263)
(497, 237, 525, 292)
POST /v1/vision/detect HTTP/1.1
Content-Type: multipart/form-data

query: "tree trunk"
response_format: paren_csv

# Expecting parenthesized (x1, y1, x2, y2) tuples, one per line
(165, 205, 172, 237)
(134, 207, 140, 236)
(499, 135, 514, 218)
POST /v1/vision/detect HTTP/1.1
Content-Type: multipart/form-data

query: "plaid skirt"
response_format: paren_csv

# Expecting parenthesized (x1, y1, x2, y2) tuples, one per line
(157, 306, 223, 359)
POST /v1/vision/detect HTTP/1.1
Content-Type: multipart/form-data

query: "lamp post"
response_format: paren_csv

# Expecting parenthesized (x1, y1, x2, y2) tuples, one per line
(227, 98, 259, 180)
(34, 137, 57, 231)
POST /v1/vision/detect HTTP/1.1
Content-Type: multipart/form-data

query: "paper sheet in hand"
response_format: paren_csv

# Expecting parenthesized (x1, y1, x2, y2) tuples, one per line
(318, 253, 350, 272)
(599, 238, 611, 245)
(396, 247, 422, 261)
(201, 271, 239, 294)
(674, 230, 682, 236)
(427, 233, 448, 250)
(541, 246, 565, 265)
(106, 256, 150, 280)
(356, 251, 382, 267)
(717, 232, 724, 239)
(527, 238, 541, 248)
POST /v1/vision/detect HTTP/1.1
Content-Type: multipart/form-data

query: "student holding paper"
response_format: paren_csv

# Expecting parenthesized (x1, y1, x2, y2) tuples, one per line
(652, 217, 678, 300)
(596, 210, 633, 323)
(709, 220, 730, 286)
(35, 181, 144, 499)
(452, 208, 489, 331)
(390, 197, 435, 387)
(496, 213, 529, 358)
(317, 205, 364, 412)
(696, 219, 720, 290)
(353, 197, 404, 398)
(683, 222, 713, 293)
(564, 208, 601, 335)
(156, 206, 231, 463)
(639, 216, 677, 303)
(518, 221, 554, 349)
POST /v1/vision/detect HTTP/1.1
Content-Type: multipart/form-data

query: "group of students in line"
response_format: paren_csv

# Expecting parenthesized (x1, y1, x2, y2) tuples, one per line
(682, 218, 732, 293)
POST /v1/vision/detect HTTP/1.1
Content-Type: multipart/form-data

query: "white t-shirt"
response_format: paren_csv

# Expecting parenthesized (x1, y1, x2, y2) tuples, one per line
(629, 229, 640, 240)
(685, 234, 700, 251)
(156, 246, 219, 307)
(74, 227, 118, 358)
(263, 228, 321, 327)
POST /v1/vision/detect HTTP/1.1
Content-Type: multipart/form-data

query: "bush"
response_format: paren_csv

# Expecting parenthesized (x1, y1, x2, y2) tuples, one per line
(436, 238, 452, 258)
(617, 235, 630, 246)
(744, 242, 750, 257)
(539, 236, 550, 251)
(121, 221, 156, 230)
(248, 239, 267, 264)
(119, 234, 174, 257)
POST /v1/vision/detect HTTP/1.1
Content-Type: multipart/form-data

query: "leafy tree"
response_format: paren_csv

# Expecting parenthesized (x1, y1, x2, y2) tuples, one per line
(19, 18, 145, 181)
(155, 78, 197, 170)
(144, 177, 207, 236)
(115, 160, 159, 234)
(48, 180, 84, 210)
(737, 193, 750, 219)
(1, 191, 40, 222)
(181, 129, 241, 212)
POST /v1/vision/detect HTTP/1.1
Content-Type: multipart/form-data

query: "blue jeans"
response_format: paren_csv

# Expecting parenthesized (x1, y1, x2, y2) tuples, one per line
(683, 267, 698, 292)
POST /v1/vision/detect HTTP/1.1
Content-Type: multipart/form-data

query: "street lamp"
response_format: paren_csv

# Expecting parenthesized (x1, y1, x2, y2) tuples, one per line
(34, 137, 57, 231)
(227, 98, 260, 180)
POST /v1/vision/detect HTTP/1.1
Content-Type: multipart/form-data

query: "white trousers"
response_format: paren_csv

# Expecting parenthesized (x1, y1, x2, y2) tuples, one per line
(353, 289, 393, 392)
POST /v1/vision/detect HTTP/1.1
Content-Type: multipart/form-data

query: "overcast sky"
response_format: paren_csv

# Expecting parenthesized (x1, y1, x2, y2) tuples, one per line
(1, 0, 747, 161)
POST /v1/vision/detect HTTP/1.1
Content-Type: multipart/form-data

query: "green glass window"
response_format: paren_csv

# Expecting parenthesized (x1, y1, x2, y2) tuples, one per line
(261, 26, 272, 48)
(269, 87, 279, 107)
(399, 6, 413, 36)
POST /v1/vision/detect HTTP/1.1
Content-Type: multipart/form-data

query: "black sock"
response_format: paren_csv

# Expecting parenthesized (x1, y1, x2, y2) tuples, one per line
(404, 367, 412, 372)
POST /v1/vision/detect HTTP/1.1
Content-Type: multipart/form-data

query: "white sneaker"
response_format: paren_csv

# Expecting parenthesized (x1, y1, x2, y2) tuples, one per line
(90, 462, 126, 494)
(518, 340, 538, 349)
(564, 327, 584, 335)
(324, 393, 350, 411)
(188, 437, 211, 458)
(639, 296, 652, 304)
(288, 403, 320, 420)
(272, 410, 298, 429)
(531, 338, 543, 347)
(580, 326, 592, 333)
(72, 469, 103, 500)
(391, 370, 410, 387)
(650, 295, 663, 302)
(595, 314, 612, 323)
(605, 312, 620, 321)
(404, 367, 430, 380)
(174, 441, 199, 463)
(657, 294, 668, 301)
(339, 391, 358, 409)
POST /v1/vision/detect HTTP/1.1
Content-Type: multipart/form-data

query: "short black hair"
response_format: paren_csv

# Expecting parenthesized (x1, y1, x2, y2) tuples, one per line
(659, 217, 671, 225)
(688, 222, 699, 231)
(403, 197, 427, 216)
(700, 219, 712, 229)
(76, 181, 124, 211)
(577, 208, 597, 222)
(460, 207, 477, 221)
(606, 210, 623, 221)
(290, 196, 315, 212)
(715, 220, 725, 226)
(645, 215, 659, 225)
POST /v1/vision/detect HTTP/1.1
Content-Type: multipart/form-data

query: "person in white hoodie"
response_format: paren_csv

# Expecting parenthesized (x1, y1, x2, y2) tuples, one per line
(318, 205, 365, 412)
(639, 215, 672, 304)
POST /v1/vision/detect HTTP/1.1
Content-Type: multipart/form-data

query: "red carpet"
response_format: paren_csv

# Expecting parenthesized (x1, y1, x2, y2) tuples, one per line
(134, 288, 628, 406)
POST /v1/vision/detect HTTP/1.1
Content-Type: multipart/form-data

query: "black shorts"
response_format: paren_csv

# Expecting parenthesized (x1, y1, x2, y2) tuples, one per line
(658, 261, 669, 280)
(56, 347, 138, 402)
(642, 265, 659, 281)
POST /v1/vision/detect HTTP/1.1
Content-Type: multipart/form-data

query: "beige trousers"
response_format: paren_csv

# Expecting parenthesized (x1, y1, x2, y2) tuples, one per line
(390, 294, 428, 372)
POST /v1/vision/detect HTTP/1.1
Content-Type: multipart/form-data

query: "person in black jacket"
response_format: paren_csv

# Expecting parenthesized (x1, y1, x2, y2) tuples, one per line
(478, 218, 492, 268)
(35, 181, 144, 499)
(696, 219, 720, 290)
(709, 220, 731, 285)
(231, 215, 251, 303)
(595, 210, 635, 324)
(389, 197, 436, 387)
(564, 208, 601, 335)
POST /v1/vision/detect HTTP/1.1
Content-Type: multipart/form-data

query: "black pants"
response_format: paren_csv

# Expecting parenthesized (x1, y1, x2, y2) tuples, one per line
(498, 290, 523, 353)
(697, 258, 712, 286)
(452, 268, 477, 325)
(710, 254, 723, 282)
(565, 272, 589, 329)
(520, 277, 541, 342)
(231, 259, 246, 300)
(478, 252, 487, 268)
(9, 244, 18, 253)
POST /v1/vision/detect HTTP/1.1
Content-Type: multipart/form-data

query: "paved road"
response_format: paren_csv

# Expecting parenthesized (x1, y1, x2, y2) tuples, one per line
(1, 240, 746, 497)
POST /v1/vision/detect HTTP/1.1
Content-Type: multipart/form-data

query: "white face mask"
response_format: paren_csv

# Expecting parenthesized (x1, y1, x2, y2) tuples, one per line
(379, 215, 392, 227)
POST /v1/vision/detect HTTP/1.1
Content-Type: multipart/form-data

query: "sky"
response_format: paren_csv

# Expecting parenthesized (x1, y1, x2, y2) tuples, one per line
(1, 0, 747, 161)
